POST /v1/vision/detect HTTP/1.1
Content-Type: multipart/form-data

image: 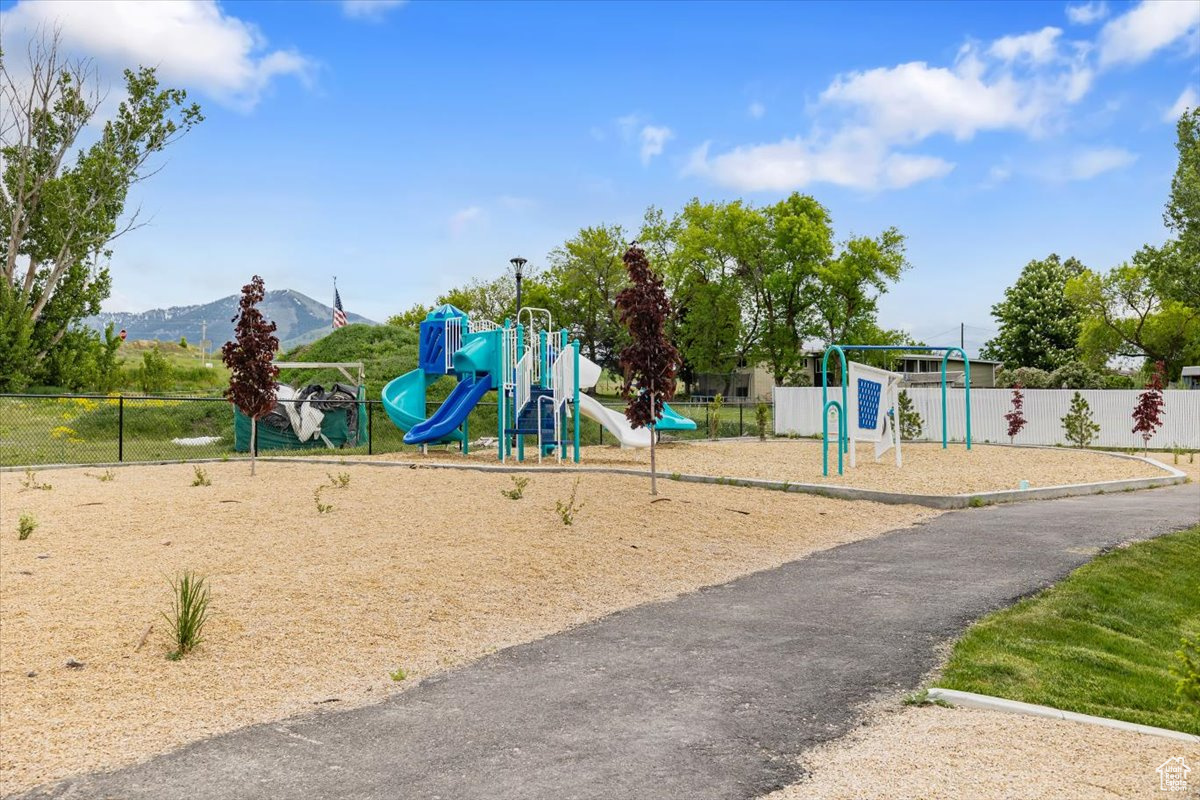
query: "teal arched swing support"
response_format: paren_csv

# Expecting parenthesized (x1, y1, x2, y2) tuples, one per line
(820, 345, 972, 476)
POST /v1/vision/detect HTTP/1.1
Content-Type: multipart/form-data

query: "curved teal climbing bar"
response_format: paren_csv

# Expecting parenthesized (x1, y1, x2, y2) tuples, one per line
(940, 347, 972, 450)
(821, 345, 849, 472)
(822, 399, 845, 476)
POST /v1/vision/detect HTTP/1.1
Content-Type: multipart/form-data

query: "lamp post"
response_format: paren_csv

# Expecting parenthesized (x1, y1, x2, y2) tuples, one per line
(510, 256, 527, 318)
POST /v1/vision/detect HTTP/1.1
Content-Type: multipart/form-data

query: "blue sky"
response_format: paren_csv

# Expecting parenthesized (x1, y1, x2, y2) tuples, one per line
(2, 0, 1197, 353)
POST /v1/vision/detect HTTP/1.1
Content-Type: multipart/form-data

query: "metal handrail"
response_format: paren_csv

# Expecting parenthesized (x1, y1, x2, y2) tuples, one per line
(536, 393, 560, 464)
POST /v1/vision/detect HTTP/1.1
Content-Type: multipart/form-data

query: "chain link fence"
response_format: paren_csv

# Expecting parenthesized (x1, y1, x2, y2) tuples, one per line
(0, 394, 775, 467)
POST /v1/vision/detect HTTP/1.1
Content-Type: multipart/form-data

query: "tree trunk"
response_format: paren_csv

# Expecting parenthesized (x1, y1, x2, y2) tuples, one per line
(251, 416, 257, 476)
(649, 377, 657, 496)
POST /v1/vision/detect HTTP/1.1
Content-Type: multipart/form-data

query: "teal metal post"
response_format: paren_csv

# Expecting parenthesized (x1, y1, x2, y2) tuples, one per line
(516, 323, 525, 462)
(539, 330, 548, 389)
(940, 347, 973, 449)
(560, 329, 569, 460)
(572, 340, 580, 463)
(821, 345, 849, 456)
(500, 320, 510, 460)
(822, 400, 845, 476)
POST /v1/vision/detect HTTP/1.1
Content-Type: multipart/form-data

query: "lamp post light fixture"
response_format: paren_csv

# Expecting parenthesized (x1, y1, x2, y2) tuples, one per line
(510, 256, 527, 317)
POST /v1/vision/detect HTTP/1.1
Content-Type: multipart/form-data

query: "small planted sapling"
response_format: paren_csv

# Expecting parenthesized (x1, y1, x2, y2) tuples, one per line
(1131, 362, 1166, 455)
(221, 275, 280, 477)
(1061, 391, 1100, 448)
(1004, 383, 1027, 444)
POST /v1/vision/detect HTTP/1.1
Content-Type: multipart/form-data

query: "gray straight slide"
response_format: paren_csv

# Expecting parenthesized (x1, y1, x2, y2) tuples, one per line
(21, 484, 1199, 800)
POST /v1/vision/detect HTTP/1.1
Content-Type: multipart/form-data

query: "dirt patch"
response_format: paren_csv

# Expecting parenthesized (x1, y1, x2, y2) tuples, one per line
(764, 703, 1199, 800)
(378, 440, 1169, 496)
(0, 461, 936, 795)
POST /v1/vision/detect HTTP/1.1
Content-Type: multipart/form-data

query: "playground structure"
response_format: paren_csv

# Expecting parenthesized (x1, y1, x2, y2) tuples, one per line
(821, 344, 973, 476)
(380, 305, 694, 462)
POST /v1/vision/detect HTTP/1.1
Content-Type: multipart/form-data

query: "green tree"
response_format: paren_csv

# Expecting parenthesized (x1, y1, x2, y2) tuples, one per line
(1066, 249, 1200, 381)
(897, 389, 923, 440)
(0, 33, 203, 391)
(811, 227, 909, 346)
(435, 269, 552, 326)
(1061, 391, 1099, 448)
(543, 224, 629, 374)
(752, 193, 831, 384)
(1156, 108, 1199, 307)
(981, 255, 1084, 370)
(138, 345, 172, 393)
(386, 303, 432, 329)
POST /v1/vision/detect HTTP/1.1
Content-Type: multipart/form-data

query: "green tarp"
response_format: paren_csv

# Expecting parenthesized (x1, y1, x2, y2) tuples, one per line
(233, 389, 366, 452)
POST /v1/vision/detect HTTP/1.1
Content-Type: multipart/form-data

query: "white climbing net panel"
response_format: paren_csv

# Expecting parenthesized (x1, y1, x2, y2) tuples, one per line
(846, 361, 903, 468)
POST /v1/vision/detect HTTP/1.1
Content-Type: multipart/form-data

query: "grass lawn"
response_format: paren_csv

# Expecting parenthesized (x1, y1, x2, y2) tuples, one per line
(939, 525, 1200, 734)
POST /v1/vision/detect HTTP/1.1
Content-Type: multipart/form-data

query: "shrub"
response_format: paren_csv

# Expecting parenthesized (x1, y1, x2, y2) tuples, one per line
(898, 390, 923, 440)
(1173, 637, 1200, 705)
(138, 346, 173, 394)
(755, 402, 769, 441)
(314, 485, 333, 513)
(20, 469, 51, 491)
(555, 477, 584, 526)
(501, 475, 529, 500)
(1102, 373, 1137, 389)
(996, 366, 1051, 389)
(164, 571, 210, 659)
(1048, 361, 1103, 390)
(191, 466, 211, 487)
(17, 513, 36, 540)
(1061, 391, 1100, 448)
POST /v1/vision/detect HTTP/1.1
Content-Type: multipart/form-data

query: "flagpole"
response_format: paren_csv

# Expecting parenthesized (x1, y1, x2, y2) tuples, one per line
(333, 276, 337, 329)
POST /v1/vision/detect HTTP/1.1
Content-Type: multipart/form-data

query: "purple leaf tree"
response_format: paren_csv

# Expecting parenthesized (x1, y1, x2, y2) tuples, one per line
(221, 276, 279, 475)
(1131, 361, 1166, 454)
(1004, 383, 1027, 444)
(615, 244, 679, 495)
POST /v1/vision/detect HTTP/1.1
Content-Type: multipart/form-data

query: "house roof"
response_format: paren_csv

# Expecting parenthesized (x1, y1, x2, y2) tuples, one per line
(1182, 366, 1200, 377)
(897, 353, 1002, 364)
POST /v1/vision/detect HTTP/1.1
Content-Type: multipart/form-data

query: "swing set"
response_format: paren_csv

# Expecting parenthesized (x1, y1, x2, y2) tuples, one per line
(821, 345, 974, 476)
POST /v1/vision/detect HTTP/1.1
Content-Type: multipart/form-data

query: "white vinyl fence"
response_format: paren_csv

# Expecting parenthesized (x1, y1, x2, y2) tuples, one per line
(774, 387, 1200, 450)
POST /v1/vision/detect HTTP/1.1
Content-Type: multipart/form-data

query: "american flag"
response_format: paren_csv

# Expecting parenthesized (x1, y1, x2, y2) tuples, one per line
(333, 287, 347, 328)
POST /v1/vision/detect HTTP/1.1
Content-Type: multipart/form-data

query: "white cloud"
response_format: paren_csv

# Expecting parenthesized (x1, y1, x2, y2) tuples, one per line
(616, 114, 641, 140)
(639, 125, 673, 164)
(1066, 2, 1109, 25)
(685, 130, 954, 192)
(691, 33, 1098, 193)
(449, 206, 485, 235)
(1165, 86, 1199, 122)
(1065, 146, 1137, 179)
(989, 27, 1064, 64)
(1097, 0, 1200, 67)
(0, 0, 311, 110)
(748, 101, 766, 119)
(342, 0, 406, 20)
(819, 44, 1092, 143)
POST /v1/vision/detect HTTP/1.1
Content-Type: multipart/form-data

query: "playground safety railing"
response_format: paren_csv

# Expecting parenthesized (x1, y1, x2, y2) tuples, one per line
(443, 319, 463, 371)
(514, 350, 533, 414)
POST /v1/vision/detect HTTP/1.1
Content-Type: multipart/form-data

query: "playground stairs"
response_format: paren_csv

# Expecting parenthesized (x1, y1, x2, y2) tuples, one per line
(506, 387, 559, 440)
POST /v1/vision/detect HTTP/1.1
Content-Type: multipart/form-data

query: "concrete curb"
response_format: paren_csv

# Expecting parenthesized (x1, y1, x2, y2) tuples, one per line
(2, 447, 1185, 510)
(925, 688, 1200, 743)
(252, 451, 1185, 510)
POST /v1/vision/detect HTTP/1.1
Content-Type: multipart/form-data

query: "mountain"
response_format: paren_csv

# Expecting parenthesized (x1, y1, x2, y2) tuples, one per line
(82, 289, 377, 350)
